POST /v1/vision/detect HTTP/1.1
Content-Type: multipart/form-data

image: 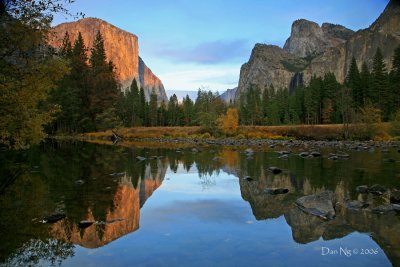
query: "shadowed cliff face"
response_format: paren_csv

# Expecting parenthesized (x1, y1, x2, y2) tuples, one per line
(50, 18, 167, 101)
(235, 149, 400, 266)
(236, 0, 400, 99)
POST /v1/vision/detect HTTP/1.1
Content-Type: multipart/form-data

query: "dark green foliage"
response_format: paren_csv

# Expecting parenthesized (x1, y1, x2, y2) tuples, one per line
(346, 57, 362, 107)
(49, 31, 121, 133)
(117, 78, 141, 127)
(149, 89, 158, 126)
(360, 62, 371, 104)
(371, 48, 390, 120)
(194, 89, 225, 130)
(391, 46, 400, 112)
(182, 95, 195, 126)
(0, 0, 72, 149)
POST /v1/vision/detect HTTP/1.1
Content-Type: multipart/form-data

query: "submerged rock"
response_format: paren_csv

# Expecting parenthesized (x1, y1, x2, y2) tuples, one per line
(328, 155, 338, 160)
(42, 213, 66, 224)
(310, 151, 321, 157)
(356, 185, 369, 194)
(278, 154, 289, 159)
(368, 184, 387, 195)
(345, 200, 369, 210)
(371, 204, 400, 214)
(243, 176, 254, 182)
(295, 191, 335, 220)
(245, 148, 254, 154)
(390, 190, 400, 204)
(299, 152, 309, 157)
(109, 172, 124, 176)
(78, 220, 94, 229)
(336, 152, 350, 158)
(268, 167, 282, 174)
(264, 188, 289, 195)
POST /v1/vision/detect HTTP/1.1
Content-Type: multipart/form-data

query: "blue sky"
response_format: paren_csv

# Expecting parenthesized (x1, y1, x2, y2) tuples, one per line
(53, 0, 389, 92)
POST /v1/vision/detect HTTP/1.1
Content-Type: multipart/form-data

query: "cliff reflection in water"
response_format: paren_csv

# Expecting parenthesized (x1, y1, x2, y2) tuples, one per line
(0, 142, 167, 265)
(0, 142, 399, 266)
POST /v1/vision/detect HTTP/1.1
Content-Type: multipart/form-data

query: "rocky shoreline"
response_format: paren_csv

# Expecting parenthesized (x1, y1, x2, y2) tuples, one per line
(91, 136, 400, 150)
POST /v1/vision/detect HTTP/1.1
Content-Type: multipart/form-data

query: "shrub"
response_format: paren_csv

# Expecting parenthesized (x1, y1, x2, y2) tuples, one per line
(218, 108, 239, 136)
(390, 110, 400, 137)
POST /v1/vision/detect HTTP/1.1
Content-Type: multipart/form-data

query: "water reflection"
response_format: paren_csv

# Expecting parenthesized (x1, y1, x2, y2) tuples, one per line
(0, 142, 399, 266)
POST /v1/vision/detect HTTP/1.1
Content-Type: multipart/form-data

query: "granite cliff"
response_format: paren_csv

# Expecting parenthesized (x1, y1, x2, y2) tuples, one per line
(236, 0, 400, 101)
(50, 18, 167, 102)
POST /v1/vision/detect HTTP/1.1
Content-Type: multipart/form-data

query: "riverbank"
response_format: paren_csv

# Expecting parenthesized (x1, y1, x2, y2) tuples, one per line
(81, 123, 395, 142)
(53, 124, 400, 151)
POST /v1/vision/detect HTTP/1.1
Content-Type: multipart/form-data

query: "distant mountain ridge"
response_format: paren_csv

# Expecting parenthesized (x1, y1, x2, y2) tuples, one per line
(49, 18, 167, 102)
(236, 0, 400, 101)
(219, 87, 237, 104)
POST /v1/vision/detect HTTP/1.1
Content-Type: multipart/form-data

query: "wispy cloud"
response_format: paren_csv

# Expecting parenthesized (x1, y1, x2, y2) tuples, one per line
(159, 67, 239, 91)
(155, 39, 250, 64)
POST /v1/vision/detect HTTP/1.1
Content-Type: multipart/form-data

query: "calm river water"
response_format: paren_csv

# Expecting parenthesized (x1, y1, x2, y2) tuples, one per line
(0, 141, 399, 267)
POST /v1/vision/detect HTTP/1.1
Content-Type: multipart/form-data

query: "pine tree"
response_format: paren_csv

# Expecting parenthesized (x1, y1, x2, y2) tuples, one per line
(371, 47, 390, 120)
(90, 31, 107, 73)
(360, 62, 370, 106)
(149, 89, 158, 126)
(60, 31, 72, 58)
(139, 87, 147, 126)
(391, 46, 400, 112)
(88, 31, 120, 130)
(346, 57, 362, 107)
(168, 94, 179, 126)
(183, 95, 194, 126)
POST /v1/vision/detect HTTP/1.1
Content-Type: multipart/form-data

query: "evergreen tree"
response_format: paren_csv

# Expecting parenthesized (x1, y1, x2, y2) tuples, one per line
(149, 89, 158, 126)
(139, 87, 147, 125)
(322, 72, 340, 123)
(371, 47, 390, 120)
(60, 31, 72, 57)
(391, 46, 400, 112)
(158, 100, 168, 126)
(346, 57, 362, 107)
(168, 94, 179, 126)
(360, 62, 371, 105)
(304, 76, 322, 124)
(88, 31, 120, 130)
(183, 95, 194, 126)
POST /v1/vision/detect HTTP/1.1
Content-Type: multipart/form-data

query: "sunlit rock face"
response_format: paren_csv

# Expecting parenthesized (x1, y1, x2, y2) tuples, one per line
(50, 161, 167, 249)
(50, 18, 167, 102)
(236, 0, 400, 99)
(50, 178, 141, 248)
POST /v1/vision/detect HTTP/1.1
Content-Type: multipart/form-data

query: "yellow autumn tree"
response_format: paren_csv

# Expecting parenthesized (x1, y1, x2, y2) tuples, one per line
(218, 108, 239, 136)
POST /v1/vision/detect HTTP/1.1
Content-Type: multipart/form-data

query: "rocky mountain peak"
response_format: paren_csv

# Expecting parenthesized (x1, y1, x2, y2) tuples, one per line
(237, 0, 399, 100)
(370, 0, 400, 35)
(283, 19, 353, 58)
(49, 17, 167, 102)
(321, 23, 354, 41)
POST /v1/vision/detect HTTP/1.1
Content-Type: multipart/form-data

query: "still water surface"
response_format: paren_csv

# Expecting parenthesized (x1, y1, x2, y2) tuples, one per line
(0, 141, 399, 266)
